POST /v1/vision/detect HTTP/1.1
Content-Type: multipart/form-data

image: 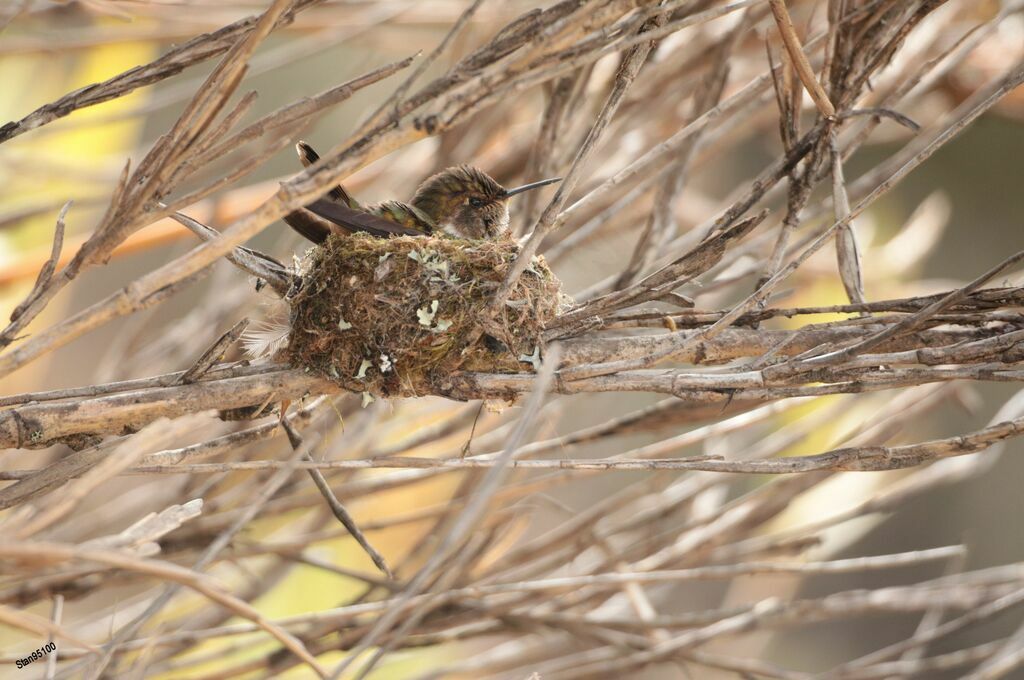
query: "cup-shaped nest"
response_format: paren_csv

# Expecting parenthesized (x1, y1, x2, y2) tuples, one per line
(286, 233, 567, 398)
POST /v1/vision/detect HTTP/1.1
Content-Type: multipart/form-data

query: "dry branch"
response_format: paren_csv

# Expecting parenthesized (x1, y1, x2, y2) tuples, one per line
(2, 2, 1023, 678)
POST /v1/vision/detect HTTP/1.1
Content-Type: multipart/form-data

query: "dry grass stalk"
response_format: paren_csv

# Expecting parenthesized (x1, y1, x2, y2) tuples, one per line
(1, 1, 1024, 678)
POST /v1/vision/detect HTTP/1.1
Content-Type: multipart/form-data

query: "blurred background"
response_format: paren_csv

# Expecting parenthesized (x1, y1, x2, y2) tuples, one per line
(2, 1, 1024, 678)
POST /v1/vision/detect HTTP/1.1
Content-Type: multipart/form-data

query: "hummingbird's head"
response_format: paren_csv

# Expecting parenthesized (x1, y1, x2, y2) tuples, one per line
(412, 165, 560, 240)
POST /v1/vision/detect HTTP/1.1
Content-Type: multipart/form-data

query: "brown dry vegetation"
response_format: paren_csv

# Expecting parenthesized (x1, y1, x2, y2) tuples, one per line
(1, 1, 1024, 679)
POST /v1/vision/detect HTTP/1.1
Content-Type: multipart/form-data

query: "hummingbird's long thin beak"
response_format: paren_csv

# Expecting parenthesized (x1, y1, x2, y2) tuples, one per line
(504, 177, 562, 197)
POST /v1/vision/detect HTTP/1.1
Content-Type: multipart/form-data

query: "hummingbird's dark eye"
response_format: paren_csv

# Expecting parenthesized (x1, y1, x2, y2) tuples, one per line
(469, 197, 485, 208)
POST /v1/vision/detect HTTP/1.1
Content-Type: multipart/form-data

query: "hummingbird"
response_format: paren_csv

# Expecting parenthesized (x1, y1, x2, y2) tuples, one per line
(283, 141, 561, 244)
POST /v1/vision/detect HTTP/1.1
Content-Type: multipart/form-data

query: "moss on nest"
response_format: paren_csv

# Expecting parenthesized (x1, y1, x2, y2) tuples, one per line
(286, 233, 566, 398)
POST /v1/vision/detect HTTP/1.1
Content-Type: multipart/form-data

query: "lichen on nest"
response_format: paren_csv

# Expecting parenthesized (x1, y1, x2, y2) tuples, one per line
(285, 232, 567, 398)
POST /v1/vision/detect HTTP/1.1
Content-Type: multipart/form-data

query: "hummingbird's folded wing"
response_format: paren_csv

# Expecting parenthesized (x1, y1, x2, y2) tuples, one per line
(302, 198, 426, 238)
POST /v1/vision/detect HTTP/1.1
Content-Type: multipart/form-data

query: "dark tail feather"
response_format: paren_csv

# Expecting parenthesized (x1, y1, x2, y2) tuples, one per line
(286, 143, 422, 242)
(295, 141, 359, 208)
(283, 207, 333, 244)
